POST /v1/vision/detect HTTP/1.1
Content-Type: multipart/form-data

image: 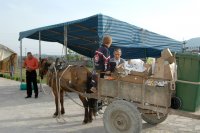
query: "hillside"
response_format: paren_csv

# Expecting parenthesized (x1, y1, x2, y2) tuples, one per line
(186, 37, 200, 47)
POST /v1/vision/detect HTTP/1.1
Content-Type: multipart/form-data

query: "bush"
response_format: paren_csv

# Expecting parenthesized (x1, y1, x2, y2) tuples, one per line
(4, 75, 8, 78)
(22, 79, 25, 82)
(0, 74, 3, 77)
(15, 77, 19, 81)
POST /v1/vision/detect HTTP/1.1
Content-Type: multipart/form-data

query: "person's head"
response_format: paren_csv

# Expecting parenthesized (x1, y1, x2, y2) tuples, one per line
(103, 35, 112, 48)
(27, 52, 33, 59)
(113, 48, 122, 60)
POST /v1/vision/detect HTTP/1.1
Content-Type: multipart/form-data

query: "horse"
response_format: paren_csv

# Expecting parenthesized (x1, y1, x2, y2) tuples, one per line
(39, 59, 97, 124)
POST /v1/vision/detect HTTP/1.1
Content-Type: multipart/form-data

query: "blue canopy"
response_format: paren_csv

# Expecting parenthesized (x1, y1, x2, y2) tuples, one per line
(19, 14, 182, 59)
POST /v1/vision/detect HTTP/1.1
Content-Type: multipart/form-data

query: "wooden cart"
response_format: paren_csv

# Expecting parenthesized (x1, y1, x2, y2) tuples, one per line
(93, 73, 200, 133)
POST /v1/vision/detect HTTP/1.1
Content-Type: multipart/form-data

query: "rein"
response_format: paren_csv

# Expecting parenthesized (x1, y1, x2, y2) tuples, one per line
(50, 64, 71, 122)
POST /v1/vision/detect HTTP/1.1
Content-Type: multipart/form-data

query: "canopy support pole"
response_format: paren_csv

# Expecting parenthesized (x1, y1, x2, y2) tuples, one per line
(39, 32, 43, 92)
(20, 40, 23, 83)
(64, 25, 67, 62)
(39, 32, 41, 60)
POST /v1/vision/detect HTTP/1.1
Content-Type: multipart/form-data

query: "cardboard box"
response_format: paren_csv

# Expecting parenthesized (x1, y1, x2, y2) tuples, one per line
(167, 56, 175, 64)
(161, 48, 173, 60)
(153, 58, 165, 78)
(164, 64, 173, 80)
(153, 59, 175, 80)
(161, 48, 175, 64)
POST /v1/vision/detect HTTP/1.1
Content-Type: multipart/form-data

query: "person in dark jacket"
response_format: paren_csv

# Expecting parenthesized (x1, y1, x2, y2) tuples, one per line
(93, 35, 112, 114)
(94, 35, 112, 78)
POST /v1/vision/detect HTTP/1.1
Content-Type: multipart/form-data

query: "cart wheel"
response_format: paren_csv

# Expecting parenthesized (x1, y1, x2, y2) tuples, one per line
(142, 112, 168, 125)
(103, 100, 142, 133)
(171, 96, 182, 109)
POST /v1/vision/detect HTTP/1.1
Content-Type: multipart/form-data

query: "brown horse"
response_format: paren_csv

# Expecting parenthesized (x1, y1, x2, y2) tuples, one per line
(39, 59, 96, 124)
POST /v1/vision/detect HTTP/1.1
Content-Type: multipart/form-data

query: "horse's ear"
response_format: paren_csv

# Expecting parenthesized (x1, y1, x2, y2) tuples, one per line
(47, 61, 52, 67)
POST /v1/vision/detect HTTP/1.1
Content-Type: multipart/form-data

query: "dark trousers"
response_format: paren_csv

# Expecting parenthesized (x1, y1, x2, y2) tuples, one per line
(26, 70, 38, 97)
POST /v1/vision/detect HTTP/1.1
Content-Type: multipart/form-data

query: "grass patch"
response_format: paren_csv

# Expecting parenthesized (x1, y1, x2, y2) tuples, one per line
(1, 68, 46, 83)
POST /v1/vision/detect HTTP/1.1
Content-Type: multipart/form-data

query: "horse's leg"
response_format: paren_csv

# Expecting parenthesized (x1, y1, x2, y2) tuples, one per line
(78, 95, 89, 124)
(60, 89, 65, 115)
(91, 98, 98, 117)
(52, 87, 59, 117)
(88, 98, 94, 123)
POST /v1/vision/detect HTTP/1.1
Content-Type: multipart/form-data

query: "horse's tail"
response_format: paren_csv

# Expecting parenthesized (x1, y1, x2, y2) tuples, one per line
(86, 69, 92, 93)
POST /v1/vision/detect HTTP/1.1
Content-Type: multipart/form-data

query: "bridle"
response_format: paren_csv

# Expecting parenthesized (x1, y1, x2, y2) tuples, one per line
(39, 59, 49, 79)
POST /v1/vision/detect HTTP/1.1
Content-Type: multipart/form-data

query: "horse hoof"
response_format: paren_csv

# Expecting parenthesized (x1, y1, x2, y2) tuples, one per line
(88, 119, 93, 123)
(82, 120, 88, 124)
(53, 113, 58, 118)
(53, 114, 57, 118)
(61, 111, 65, 115)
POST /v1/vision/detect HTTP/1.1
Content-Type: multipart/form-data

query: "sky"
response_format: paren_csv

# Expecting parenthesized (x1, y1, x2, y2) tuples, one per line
(0, 0, 199, 55)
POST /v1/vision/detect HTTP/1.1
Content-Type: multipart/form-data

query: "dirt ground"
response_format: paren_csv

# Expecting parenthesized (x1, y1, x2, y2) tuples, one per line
(0, 77, 200, 133)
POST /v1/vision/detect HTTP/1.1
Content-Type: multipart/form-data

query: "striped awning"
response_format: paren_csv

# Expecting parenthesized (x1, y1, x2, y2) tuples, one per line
(19, 14, 182, 59)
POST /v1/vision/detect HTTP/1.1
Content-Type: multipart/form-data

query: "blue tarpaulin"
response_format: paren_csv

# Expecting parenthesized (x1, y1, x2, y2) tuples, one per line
(19, 14, 182, 59)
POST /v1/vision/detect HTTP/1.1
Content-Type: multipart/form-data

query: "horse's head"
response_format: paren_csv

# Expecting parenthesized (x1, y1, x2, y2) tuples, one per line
(39, 58, 52, 79)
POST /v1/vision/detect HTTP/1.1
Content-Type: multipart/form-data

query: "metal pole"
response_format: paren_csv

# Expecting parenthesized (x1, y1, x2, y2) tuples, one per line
(39, 32, 41, 60)
(182, 41, 186, 53)
(25, 48, 26, 56)
(39, 32, 42, 92)
(64, 25, 67, 62)
(20, 40, 23, 83)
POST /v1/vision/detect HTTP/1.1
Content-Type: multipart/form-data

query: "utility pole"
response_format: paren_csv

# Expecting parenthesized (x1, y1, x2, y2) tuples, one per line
(182, 41, 186, 53)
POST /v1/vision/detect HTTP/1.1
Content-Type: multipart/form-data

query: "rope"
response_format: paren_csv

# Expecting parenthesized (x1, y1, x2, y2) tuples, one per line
(65, 92, 108, 109)
(176, 79, 200, 85)
(50, 64, 107, 119)
(62, 79, 107, 110)
(51, 65, 66, 123)
(54, 65, 72, 122)
(65, 93, 84, 107)
(39, 78, 51, 95)
(60, 45, 66, 63)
